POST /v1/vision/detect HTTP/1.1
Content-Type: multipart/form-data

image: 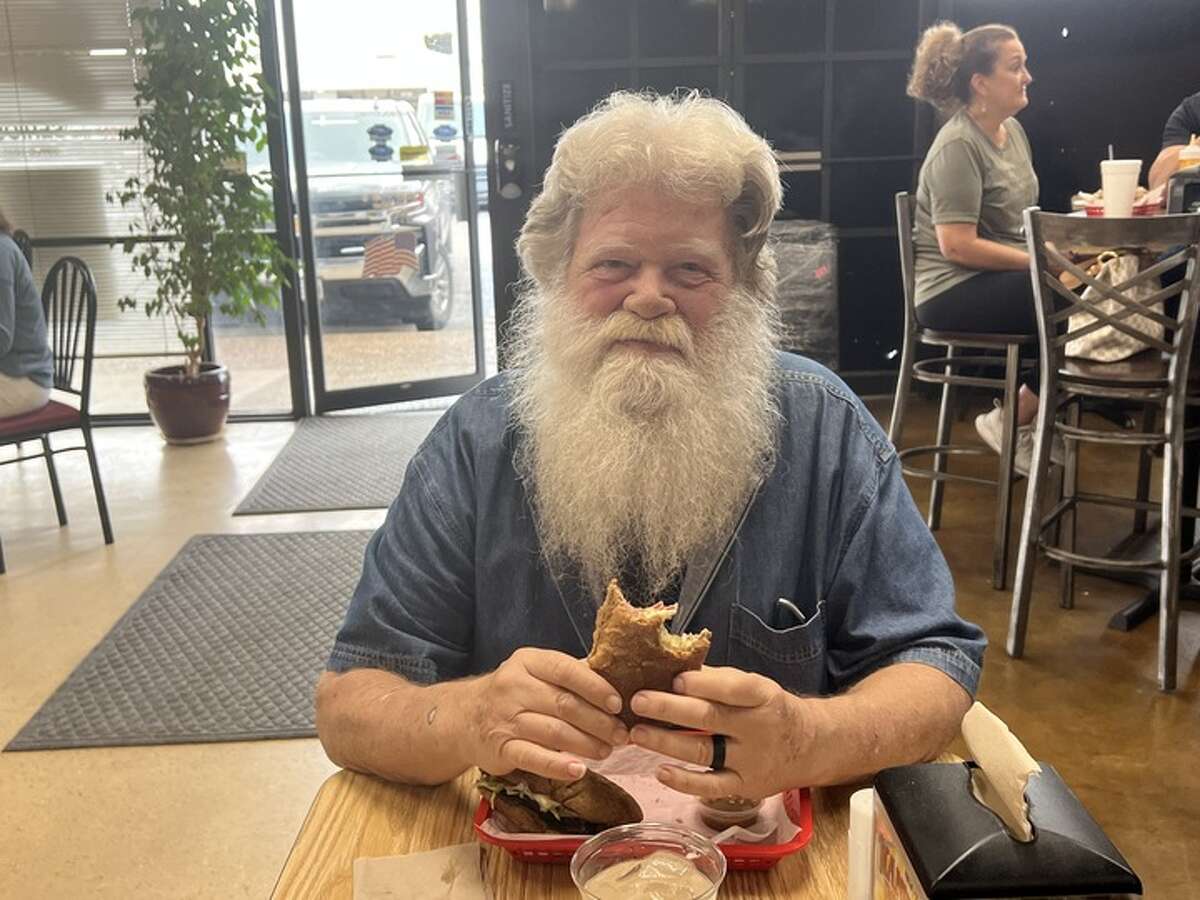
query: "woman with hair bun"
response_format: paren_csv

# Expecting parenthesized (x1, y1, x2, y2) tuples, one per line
(906, 21, 1053, 473)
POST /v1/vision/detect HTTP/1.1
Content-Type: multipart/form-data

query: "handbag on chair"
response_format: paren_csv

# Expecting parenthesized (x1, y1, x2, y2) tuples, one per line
(1065, 251, 1163, 361)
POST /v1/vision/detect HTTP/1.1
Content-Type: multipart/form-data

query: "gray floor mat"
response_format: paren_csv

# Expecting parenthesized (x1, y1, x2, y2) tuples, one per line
(234, 411, 443, 514)
(6, 530, 372, 751)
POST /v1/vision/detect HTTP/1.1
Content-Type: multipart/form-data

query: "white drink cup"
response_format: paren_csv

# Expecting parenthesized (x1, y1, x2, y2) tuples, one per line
(1100, 159, 1142, 217)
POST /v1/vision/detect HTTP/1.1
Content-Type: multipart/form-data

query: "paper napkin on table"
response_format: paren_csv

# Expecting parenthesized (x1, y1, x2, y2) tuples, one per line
(353, 843, 492, 900)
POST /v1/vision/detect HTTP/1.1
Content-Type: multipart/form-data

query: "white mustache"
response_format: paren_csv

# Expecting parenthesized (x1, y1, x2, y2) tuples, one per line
(597, 312, 695, 358)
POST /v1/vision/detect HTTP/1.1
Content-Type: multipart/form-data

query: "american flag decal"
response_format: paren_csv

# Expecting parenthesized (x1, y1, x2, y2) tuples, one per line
(362, 233, 420, 278)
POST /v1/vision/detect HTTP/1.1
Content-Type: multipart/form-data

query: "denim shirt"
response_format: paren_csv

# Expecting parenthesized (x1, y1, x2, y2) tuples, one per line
(0, 234, 53, 389)
(329, 352, 986, 697)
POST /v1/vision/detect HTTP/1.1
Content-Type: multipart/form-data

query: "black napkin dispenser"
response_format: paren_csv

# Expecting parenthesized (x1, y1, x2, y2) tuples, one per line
(871, 762, 1141, 899)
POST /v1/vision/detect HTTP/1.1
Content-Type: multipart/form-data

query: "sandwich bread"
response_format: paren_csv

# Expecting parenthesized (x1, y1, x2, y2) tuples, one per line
(586, 579, 712, 728)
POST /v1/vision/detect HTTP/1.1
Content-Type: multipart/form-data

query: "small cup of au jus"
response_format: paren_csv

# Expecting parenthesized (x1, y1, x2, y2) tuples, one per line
(697, 795, 763, 831)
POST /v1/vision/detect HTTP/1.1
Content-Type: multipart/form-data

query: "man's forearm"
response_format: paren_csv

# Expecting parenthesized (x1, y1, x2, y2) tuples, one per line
(315, 669, 481, 786)
(1149, 146, 1182, 190)
(796, 662, 971, 787)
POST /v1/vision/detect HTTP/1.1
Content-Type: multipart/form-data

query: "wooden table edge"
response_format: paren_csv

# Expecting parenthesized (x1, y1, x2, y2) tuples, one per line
(271, 770, 340, 899)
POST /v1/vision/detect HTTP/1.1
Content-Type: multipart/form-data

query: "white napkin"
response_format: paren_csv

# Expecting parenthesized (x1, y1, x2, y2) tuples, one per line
(352, 843, 492, 900)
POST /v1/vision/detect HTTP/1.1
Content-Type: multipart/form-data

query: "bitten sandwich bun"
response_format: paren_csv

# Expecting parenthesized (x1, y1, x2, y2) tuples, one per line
(586, 579, 712, 728)
(476, 768, 642, 835)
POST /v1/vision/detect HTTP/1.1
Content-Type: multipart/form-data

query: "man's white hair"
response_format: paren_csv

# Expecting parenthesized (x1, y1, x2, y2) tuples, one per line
(505, 91, 786, 598)
(517, 91, 783, 297)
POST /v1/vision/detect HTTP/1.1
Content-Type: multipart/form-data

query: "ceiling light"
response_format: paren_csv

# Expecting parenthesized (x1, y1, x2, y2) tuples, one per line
(88, 48, 128, 57)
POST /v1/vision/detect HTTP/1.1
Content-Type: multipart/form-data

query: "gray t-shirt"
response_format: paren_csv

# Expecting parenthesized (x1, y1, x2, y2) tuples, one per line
(913, 109, 1039, 305)
(0, 233, 53, 389)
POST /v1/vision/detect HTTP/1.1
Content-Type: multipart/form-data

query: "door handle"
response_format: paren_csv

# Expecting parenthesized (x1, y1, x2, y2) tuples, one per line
(494, 138, 523, 200)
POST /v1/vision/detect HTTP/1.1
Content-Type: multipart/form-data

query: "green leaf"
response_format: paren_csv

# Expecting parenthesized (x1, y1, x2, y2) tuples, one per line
(110, 0, 290, 361)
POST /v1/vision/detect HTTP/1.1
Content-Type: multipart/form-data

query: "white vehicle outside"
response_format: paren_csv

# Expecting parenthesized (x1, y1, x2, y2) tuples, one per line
(301, 97, 456, 330)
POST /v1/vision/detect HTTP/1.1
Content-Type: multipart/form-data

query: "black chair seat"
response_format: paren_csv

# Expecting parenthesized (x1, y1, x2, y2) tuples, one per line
(917, 326, 1036, 347)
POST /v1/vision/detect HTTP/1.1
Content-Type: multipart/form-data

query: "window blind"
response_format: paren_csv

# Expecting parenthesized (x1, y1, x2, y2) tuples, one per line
(2, 0, 198, 355)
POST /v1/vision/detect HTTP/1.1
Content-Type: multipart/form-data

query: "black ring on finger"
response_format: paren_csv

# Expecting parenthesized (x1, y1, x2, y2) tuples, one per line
(710, 733, 727, 771)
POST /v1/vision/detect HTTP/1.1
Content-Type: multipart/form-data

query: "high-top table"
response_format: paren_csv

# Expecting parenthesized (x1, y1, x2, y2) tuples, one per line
(272, 767, 864, 898)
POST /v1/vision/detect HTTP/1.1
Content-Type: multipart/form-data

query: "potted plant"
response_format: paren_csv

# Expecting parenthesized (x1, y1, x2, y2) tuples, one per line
(112, 0, 291, 444)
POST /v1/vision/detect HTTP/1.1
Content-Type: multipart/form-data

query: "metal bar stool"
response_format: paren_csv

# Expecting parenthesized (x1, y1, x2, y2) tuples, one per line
(889, 192, 1035, 590)
(1009, 208, 1200, 691)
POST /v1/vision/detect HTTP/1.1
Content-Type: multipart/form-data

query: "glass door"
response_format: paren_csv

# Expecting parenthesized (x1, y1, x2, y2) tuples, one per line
(278, 0, 488, 412)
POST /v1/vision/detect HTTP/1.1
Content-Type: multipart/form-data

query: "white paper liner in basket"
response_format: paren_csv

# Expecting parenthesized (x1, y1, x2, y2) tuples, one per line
(478, 745, 801, 846)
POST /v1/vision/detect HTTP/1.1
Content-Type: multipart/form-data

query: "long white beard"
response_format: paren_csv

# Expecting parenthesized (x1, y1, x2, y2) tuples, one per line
(508, 285, 781, 598)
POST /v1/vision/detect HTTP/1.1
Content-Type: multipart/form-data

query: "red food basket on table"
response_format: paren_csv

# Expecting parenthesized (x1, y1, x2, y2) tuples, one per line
(1085, 204, 1161, 217)
(473, 787, 813, 870)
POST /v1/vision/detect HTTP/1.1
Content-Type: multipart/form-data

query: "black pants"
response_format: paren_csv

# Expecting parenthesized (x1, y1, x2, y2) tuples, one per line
(916, 271, 1041, 391)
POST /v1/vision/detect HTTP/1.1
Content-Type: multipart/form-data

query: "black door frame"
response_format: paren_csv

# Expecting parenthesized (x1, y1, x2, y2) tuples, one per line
(276, 0, 487, 414)
(479, 0, 535, 370)
(257, 0, 310, 418)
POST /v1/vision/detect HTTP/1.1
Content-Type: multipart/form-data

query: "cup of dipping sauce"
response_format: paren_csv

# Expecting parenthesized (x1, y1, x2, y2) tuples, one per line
(570, 823, 726, 900)
(698, 796, 763, 831)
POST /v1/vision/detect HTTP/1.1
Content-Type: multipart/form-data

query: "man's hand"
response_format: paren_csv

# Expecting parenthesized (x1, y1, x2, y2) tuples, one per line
(626, 666, 820, 800)
(468, 647, 629, 782)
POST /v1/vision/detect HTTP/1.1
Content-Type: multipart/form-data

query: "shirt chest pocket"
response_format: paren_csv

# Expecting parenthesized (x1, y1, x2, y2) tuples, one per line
(726, 602, 827, 696)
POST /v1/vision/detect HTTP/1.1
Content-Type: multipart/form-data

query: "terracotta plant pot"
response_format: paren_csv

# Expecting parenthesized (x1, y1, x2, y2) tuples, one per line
(144, 363, 231, 445)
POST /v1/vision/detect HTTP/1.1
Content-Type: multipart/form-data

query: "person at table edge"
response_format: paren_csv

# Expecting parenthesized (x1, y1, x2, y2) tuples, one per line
(905, 22, 1063, 477)
(315, 92, 986, 801)
(1149, 90, 1200, 190)
(0, 208, 53, 420)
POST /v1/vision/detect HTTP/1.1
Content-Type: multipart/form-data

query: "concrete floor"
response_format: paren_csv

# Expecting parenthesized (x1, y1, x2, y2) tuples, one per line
(0, 394, 1196, 898)
(0, 422, 373, 899)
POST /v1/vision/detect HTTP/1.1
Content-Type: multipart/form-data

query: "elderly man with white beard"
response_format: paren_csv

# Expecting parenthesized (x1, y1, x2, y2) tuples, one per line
(315, 92, 986, 801)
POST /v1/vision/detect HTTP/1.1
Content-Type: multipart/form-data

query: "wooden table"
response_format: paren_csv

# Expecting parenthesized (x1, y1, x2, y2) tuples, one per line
(272, 769, 862, 898)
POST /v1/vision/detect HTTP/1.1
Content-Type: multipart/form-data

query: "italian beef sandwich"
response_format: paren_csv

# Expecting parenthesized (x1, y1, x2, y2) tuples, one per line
(586, 579, 712, 728)
(476, 768, 642, 834)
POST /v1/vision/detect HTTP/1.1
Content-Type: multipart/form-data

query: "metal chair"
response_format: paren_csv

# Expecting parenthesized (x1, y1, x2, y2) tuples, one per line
(1009, 209, 1200, 691)
(889, 192, 1035, 589)
(0, 257, 114, 573)
(12, 229, 33, 266)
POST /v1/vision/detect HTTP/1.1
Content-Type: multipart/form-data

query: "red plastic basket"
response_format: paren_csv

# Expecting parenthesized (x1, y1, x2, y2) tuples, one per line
(473, 787, 813, 870)
(1085, 204, 1160, 217)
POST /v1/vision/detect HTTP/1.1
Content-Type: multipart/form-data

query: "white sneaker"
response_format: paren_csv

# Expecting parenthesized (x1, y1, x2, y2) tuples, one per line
(974, 401, 1007, 456)
(1012, 428, 1037, 477)
(974, 402, 1063, 476)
